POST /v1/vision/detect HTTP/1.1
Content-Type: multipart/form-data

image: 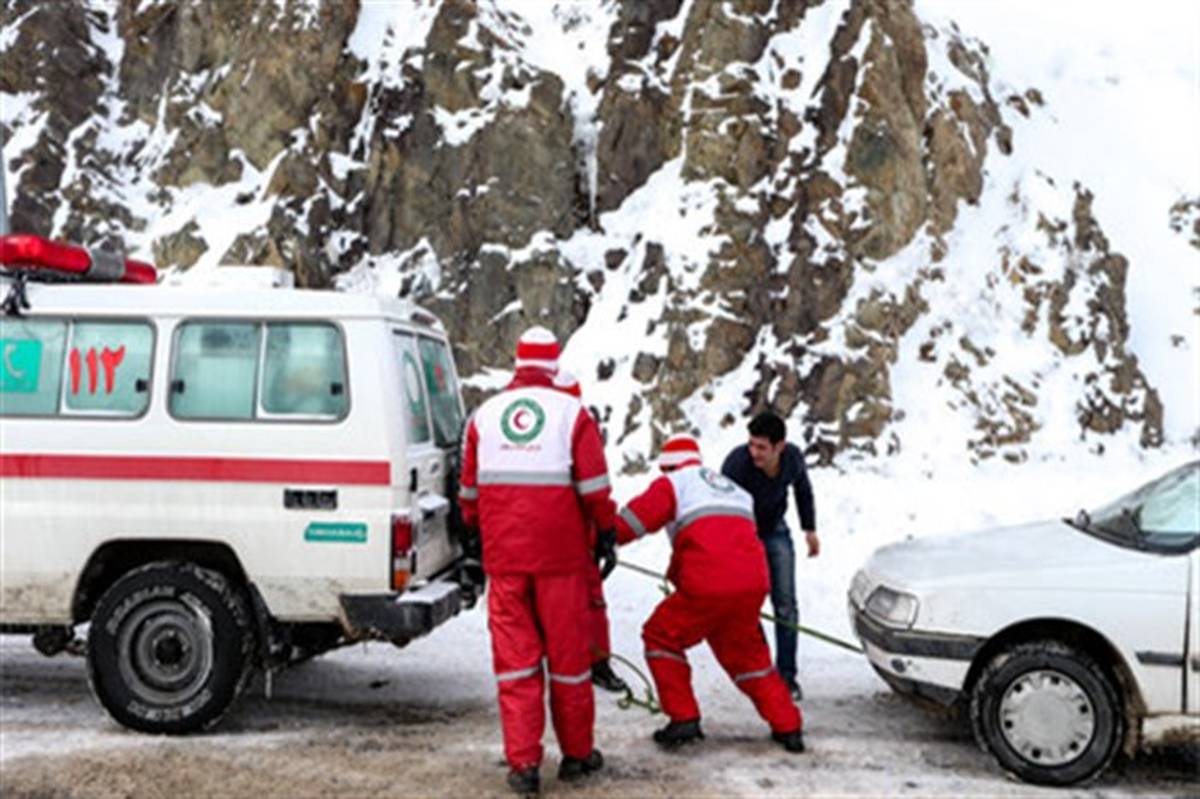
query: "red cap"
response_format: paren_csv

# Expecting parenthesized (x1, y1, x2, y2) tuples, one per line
(659, 433, 702, 471)
(515, 326, 560, 373)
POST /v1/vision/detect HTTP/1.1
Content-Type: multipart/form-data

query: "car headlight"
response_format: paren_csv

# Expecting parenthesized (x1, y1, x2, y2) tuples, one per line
(865, 586, 919, 629)
(849, 569, 873, 609)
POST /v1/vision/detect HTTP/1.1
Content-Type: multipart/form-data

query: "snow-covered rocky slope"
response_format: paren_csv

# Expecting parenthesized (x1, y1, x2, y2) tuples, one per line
(3, 0, 1196, 472)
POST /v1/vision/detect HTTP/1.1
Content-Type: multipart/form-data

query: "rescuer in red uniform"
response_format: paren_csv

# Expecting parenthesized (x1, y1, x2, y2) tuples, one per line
(614, 434, 805, 752)
(459, 328, 618, 795)
(552, 369, 628, 694)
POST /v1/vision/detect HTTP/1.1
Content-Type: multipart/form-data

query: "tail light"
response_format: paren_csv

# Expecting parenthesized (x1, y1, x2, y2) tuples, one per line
(391, 515, 413, 592)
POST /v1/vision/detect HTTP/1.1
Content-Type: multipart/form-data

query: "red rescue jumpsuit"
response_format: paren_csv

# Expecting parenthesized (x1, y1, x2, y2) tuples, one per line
(459, 369, 616, 770)
(615, 464, 802, 734)
(550, 378, 613, 663)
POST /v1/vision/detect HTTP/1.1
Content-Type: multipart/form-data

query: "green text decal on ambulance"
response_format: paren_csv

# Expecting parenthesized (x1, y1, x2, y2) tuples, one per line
(0, 235, 482, 733)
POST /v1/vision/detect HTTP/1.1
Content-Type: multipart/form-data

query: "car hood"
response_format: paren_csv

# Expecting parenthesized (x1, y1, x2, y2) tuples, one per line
(864, 518, 1134, 590)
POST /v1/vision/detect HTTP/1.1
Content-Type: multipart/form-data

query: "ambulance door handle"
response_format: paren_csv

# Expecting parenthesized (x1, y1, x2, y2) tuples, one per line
(170, 378, 185, 394)
(135, 378, 149, 393)
(409, 468, 418, 492)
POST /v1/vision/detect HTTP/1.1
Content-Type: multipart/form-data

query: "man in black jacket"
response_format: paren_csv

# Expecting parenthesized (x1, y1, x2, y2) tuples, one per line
(721, 411, 817, 701)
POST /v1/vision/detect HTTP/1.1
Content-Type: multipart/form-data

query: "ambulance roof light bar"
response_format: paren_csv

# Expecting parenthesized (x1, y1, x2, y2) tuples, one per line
(0, 234, 158, 285)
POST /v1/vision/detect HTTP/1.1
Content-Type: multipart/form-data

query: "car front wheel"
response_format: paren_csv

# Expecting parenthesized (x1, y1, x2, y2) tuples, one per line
(86, 561, 254, 733)
(970, 639, 1124, 786)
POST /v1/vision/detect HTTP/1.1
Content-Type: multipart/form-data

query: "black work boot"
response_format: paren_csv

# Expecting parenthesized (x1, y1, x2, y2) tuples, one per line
(591, 659, 629, 693)
(653, 719, 704, 750)
(558, 748, 603, 782)
(506, 767, 540, 796)
(772, 729, 806, 753)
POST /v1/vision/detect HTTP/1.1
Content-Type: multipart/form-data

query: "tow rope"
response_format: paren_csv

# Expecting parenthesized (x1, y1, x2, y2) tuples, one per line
(607, 650, 662, 715)
(614, 559, 863, 653)
(606, 558, 865, 715)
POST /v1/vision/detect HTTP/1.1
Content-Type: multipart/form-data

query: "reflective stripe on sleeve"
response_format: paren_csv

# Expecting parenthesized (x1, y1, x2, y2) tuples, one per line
(477, 470, 573, 487)
(496, 664, 542, 683)
(548, 669, 590, 685)
(459, 486, 479, 501)
(619, 507, 648, 538)
(574, 474, 611, 495)
(733, 667, 774, 684)
(645, 649, 687, 664)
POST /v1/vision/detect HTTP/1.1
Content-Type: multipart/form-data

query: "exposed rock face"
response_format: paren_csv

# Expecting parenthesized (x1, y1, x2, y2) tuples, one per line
(1170, 196, 1200, 252)
(2, 1, 113, 244)
(0, 0, 1171, 466)
(593, 0, 684, 213)
(1057, 189, 1162, 447)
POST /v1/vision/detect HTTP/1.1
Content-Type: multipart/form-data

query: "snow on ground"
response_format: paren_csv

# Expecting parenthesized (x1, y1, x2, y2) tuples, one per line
(1, 615, 1194, 797)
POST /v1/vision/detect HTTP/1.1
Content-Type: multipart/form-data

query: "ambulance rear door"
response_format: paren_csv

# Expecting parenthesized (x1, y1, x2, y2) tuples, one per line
(391, 329, 459, 580)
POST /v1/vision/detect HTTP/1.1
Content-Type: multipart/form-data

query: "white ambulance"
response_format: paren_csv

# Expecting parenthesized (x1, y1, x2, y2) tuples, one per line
(0, 235, 481, 733)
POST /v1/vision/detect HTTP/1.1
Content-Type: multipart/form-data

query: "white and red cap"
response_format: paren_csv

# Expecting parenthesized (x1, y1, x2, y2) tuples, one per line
(514, 326, 560, 373)
(553, 369, 582, 398)
(659, 433, 702, 471)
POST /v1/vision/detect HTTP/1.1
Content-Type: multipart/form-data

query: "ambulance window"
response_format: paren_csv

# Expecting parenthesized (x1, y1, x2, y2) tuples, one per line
(63, 321, 153, 416)
(0, 317, 67, 416)
(418, 337, 463, 447)
(261, 323, 347, 418)
(171, 322, 260, 420)
(395, 333, 431, 445)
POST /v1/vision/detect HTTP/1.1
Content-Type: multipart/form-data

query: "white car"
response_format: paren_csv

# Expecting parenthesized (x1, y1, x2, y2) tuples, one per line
(849, 461, 1200, 786)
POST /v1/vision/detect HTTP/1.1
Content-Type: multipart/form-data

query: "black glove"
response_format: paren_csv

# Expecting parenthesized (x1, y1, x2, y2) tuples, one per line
(594, 528, 618, 580)
(458, 527, 485, 609)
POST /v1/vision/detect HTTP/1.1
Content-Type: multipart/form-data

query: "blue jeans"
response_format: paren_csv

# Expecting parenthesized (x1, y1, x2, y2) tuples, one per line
(762, 523, 798, 684)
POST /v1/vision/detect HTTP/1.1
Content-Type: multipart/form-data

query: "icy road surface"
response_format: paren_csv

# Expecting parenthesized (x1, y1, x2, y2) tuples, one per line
(1, 616, 1194, 798)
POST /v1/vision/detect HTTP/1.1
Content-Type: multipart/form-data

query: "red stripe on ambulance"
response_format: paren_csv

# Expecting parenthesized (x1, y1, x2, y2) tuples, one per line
(0, 454, 391, 485)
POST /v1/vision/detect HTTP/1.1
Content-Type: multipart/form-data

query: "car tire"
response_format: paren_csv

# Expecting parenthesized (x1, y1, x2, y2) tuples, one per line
(86, 561, 254, 734)
(970, 639, 1123, 786)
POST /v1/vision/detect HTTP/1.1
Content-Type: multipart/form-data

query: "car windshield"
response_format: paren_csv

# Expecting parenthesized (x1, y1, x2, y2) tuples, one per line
(1078, 461, 1200, 553)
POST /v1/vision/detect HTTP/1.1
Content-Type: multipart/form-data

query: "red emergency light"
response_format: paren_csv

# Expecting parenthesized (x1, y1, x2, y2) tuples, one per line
(0, 234, 158, 285)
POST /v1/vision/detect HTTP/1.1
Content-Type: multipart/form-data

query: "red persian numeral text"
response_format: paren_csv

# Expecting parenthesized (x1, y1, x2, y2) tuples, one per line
(68, 345, 126, 395)
(99, 346, 125, 394)
(69, 347, 82, 395)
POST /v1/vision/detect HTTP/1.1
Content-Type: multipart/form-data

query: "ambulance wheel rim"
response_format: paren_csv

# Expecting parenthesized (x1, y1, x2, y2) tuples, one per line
(116, 596, 214, 706)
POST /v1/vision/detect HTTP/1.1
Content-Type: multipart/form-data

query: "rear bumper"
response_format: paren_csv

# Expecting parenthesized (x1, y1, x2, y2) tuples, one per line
(339, 579, 465, 645)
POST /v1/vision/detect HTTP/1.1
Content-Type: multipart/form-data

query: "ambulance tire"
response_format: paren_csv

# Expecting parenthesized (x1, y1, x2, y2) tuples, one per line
(86, 561, 254, 734)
